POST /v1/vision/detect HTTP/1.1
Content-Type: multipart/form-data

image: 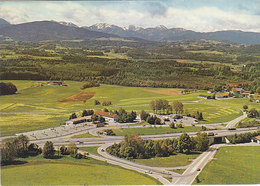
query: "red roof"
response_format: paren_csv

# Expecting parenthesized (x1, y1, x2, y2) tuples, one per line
(95, 111, 118, 118)
(255, 136, 260, 141)
(216, 93, 229, 97)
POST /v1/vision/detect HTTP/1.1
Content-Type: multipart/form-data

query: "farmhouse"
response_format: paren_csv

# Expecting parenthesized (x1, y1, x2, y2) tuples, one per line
(47, 81, 67, 86)
(252, 136, 260, 144)
(95, 111, 120, 122)
(215, 93, 229, 99)
(36, 82, 43, 86)
(240, 91, 251, 98)
(66, 116, 92, 125)
(231, 88, 243, 94)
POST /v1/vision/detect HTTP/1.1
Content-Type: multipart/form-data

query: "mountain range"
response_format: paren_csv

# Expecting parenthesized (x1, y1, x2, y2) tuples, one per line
(0, 19, 260, 44)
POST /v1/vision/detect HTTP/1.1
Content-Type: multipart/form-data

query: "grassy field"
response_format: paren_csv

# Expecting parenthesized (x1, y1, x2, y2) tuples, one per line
(79, 146, 99, 155)
(110, 126, 204, 136)
(1, 154, 161, 185)
(1, 80, 258, 137)
(194, 146, 260, 184)
(134, 152, 200, 167)
(71, 132, 98, 138)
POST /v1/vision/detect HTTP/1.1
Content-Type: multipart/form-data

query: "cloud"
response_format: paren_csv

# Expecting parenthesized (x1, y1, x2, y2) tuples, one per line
(142, 2, 168, 17)
(0, 1, 259, 32)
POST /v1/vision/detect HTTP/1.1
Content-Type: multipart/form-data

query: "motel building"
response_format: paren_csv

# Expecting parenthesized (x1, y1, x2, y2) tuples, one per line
(95, 111, 120, 122)
(66, 116, 92, 125)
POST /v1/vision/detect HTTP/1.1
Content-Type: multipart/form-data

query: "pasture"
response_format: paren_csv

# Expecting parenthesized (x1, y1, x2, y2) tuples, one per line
(1, 155, 161, 185)
(134, 152, 200, 167)
(110, 126, 203, 136)
(194, 146, 260, 184)
(1, 80, 258, 137)
(79, 146, 99, 155)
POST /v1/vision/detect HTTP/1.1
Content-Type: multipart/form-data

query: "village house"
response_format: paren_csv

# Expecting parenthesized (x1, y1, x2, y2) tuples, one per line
(47, 81, 67, 86)
(95, 111, 120, 122)
(240, 91, 251, 98)
(36, 82, 43, 86)
(252, 135, 260, 144)
(231, 88, 243, 94)
(215, 93, 229, 99)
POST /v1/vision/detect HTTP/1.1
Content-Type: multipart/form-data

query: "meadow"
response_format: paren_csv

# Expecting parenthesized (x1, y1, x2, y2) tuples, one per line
(194, 146, 260, 184)
(1, 80, 258, 137)
(1, 155, 161, 185)
(108, 126, 204, 136)
(79, 146, 99, 155)
(134, 152, 201, 167)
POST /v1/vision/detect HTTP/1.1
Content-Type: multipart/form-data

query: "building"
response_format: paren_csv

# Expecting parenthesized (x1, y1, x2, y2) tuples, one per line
(95, 111, 120, 122)
(252, 136, 260, 144)
(66, 116, 92, 125)
(47, 81, 67, 86)
(215, 93, 229, 99)
(240, 91, 251, 98)
(36, 82, 43, 86)
(231, 88, 243, 94)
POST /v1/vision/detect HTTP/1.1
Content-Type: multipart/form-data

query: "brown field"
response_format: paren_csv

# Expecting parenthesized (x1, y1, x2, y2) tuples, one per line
(58, 92, 95, 102)
(145, 89, 181, 96)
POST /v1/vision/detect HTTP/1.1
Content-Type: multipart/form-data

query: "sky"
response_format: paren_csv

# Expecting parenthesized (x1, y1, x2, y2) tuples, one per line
(0, 0, 260, 32)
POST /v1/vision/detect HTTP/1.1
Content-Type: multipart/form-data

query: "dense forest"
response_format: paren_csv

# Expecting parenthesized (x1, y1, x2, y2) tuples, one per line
(0, 39, 259, 91)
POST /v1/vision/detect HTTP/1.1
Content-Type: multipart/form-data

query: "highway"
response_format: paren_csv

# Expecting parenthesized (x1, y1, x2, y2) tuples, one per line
(1, 112, 259, 185)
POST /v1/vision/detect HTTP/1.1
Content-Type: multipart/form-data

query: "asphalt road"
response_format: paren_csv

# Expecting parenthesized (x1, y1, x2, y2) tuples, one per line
(1, 112, 258, 185)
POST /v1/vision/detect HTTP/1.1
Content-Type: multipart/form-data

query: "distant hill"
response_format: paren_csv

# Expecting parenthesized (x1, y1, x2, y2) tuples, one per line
(0, 21, 116, 41)
(1, 19, 259, 44)
(0, 18, 11, 29)
(85, 23, 260, 44)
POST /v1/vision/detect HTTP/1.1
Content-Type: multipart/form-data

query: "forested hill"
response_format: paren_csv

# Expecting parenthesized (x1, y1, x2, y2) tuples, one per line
(0, 21, 116, 41)
(0, 40, 259, 92)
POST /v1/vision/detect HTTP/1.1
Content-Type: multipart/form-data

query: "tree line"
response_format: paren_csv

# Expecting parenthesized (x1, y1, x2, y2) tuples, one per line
(0, 82, 17, 95)
(107, 132, 209, 160)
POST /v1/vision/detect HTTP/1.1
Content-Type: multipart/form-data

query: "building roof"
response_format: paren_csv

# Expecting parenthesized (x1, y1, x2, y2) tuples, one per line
(216, 93, 229, 97)
(71, 116, 91, 122)
(232, 88, 243, 92)
(255, 136, 260, 141)
(95, 111, 118, 118)
(241, 93, 250, 95)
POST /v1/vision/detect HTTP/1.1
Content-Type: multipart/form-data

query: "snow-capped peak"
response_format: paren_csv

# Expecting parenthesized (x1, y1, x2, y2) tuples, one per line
(156, 25, 168, 30)
(58, 21, 78, 27)
(93, 23, 114, 29)
(123, 25, 143, 31)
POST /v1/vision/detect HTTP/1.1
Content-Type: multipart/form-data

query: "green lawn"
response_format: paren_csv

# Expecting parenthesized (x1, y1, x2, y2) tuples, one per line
(112, 126, 204, 136)
(236, 117, 260, 128)
(194, 146, 260, 184)
(79, 146, 99, 155)
(1, 80, 257, 136)
(134, 152, 201, 167)
(71, 132, 98, 138)
(1, 154, 161, 185)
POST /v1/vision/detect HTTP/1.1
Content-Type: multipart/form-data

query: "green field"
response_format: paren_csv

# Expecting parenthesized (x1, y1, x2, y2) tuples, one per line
(1, 80, 258, 137)
(1, 155, 161, 185)
(134, 152, 201, 167)
(71, 132, 98, 138)
(110, 126, 204, 136)
(79, 146, 99, 155)
(194, 146, 260, 184)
